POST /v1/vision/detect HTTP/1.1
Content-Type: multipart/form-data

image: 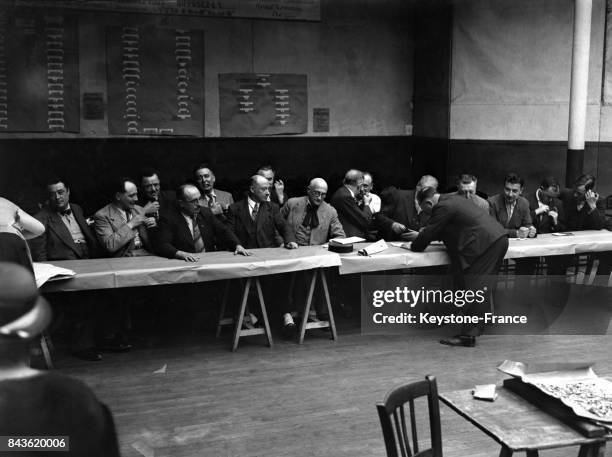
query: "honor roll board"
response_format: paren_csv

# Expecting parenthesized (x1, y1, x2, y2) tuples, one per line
(0, 12, 79, 132)
(106, 25, 204, 136)
(219, 73, 307, 137)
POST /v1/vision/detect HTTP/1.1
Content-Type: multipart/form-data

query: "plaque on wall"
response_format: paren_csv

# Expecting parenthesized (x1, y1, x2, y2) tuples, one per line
(106, 25, 204, 136)
(219, 73, 307, 137)
(0, 12, 80, 132)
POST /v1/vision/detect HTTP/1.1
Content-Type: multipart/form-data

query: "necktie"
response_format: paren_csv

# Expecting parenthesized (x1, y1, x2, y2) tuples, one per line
(251, 203, 259, 221)
(302, 204, 319, 229)
(192, 216, 204, 253)
(61, 208, 72, 216)
(208, 195, 215, 208)
(127, 211, 142, 248)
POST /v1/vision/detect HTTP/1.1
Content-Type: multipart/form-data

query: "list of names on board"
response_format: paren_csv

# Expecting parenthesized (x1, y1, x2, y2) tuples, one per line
(219, 73, 307, 137)
(106, 25, 204, 136)
(0, 13, 79, 132)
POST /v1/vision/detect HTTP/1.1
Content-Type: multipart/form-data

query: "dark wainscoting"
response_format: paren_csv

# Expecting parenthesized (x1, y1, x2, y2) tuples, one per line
(1, 136, 448, 216)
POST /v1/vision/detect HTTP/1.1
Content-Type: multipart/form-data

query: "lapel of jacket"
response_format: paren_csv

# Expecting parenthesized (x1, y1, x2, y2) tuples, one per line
(48, 210, 81, 256)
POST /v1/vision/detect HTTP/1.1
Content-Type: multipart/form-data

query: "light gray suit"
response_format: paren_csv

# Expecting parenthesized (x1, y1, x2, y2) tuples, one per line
(281, 196, 345, 246)
(94, 203, 150, 257)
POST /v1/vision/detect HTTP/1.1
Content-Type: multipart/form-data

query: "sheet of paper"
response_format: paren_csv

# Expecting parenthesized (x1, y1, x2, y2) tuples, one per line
(330, 236, 365, 244)
(473, 384, 497, 401)
(33, 262, 76, 288)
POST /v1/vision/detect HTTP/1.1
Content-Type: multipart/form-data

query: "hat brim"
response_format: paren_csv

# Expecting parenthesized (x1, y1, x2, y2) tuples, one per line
(0, 296, 52, 339)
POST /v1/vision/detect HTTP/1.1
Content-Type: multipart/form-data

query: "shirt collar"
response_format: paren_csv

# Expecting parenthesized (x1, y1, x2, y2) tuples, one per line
(345, 185, 355, 198)
(247, 196, 259, 209)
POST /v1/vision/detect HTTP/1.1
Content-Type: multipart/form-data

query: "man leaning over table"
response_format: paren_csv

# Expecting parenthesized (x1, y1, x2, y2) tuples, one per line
(155, 184, 249, 261)
(227, 175, 298, 330)
(29, 178, 103, 361)
(280, 177, 345, 338)
(409, 187, 508, 347)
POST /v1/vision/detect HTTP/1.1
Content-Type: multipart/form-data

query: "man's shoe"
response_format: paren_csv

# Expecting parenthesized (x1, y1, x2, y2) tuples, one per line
(73, 347, 102, 361)
(282, 313, 296, 340)
(439, 335, 476, 347)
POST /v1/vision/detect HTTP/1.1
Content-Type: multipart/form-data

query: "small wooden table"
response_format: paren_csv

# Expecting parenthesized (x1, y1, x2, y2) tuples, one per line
(439, 388, 611, 457)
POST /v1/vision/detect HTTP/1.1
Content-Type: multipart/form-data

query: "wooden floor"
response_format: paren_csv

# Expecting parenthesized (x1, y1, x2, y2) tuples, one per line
(49, 309, 612, 457)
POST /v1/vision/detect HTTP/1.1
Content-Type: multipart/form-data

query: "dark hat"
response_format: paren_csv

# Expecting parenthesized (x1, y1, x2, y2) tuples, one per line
(0, 262, 51, 339)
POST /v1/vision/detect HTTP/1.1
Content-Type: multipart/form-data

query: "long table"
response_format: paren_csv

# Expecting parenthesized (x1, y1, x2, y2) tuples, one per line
(40, 246, 340, 292)
(338, 230, 612, 275)
(39, 246, 342, 351)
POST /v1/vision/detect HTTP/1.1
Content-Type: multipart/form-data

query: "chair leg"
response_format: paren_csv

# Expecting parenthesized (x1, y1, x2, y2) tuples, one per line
(320, 269, 337, 341)
(298, 271, 318, 344)
(40, 331, 54, 369)
(255, 278, 273, 348)
(231, 278, 251, 352)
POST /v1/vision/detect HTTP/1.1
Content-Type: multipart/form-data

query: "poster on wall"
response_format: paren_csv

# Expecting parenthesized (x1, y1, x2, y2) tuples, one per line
(0, 12, 79, 132)
(219, 73, 307, 137)
(6, 0, 321, 22)
(106, 25, 204, 136)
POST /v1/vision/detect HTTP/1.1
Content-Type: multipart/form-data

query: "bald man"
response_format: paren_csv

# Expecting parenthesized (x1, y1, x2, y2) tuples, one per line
(330, 169, 373, 239)
(281, 178, 345, 246)
(227, 175, 297, 249)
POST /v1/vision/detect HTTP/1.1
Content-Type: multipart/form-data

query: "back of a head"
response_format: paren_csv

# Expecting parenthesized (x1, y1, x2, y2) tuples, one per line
(416, 186, 437, 204)
(343, 169, 363, 186)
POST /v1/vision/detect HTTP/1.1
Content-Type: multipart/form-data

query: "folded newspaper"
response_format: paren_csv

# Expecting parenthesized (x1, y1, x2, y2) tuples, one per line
(33, 263, 76, 288)
(357, 239, 388, 256)
(498, 360, 612, 423)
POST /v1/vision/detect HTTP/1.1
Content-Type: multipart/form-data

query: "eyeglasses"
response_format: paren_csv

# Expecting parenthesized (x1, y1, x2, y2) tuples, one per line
(309, 191, 327, 198)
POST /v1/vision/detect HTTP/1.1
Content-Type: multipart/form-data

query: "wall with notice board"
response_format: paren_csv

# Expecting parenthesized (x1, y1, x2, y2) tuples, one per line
(0, 0, 413, 138)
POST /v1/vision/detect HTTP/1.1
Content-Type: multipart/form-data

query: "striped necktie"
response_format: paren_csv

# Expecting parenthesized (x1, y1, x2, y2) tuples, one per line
(192, 216, 204, 253)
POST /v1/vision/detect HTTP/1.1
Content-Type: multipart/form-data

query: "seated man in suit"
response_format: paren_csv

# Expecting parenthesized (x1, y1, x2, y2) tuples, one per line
(29, 178, 102, 361)
(257, 165, 289, 207)
(194, 164, 234, 220)
(561, 174, 611, 284)
(375, 174, 438, 241)
(227, 174, 297, 250)
(94, 177, 155, 257)
(448, 173, 489, 213)
(362, 172, 381, 214)
(280, 178, 345, 336)
(156, 184, 248, 261)
(411, 187, 508, 346)
(488, 173, 536, 275)
(330, 169, 373, 239)
(139, 168, 176, 219)
(30, 178, 98, 261)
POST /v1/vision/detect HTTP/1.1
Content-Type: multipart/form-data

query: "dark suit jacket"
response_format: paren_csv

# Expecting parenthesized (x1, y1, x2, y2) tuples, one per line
(411, 194, 507, 271)
(30, 204, 98, 261)
(560, 190, 607, 231)
(142, 190, 176, 214)
(525, 192, 566, 233)
(227, 199, 295, 249)
(154, 204, 241, 258)
(488, 194, 533, 237)
(374, 187, 424, 240)
(330, 186, 373, 239)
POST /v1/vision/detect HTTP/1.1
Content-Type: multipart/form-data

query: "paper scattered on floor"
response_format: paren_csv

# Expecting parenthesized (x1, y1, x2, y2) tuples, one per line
(154, 364, 167, 374)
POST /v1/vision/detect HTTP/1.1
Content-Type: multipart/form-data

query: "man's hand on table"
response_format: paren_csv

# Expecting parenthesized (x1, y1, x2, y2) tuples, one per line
(285, 242, 298, 249)
(399, 230, 419, 242)
(175, 251, 200, 262)
(528, 225, 537, 238)
(234, 245, 251, 256)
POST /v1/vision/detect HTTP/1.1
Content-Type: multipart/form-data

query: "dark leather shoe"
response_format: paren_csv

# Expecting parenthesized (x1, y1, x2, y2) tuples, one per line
(73, 348, 102, 361)
(440, 335, 476, 347)
(281, 323, 296, 340)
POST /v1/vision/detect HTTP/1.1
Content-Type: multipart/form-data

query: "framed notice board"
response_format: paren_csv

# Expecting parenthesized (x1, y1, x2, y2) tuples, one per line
(219, 73, 307, 137)
(1, 12, 80, 132)
(106, 25, 204, 136)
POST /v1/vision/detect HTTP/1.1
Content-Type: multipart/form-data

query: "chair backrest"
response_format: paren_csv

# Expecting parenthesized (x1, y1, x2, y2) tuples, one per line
(376, 375, 442, 457)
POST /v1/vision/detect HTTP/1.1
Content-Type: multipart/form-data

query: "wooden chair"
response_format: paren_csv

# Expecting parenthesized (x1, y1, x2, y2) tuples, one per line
(376, 375, 442, 457)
